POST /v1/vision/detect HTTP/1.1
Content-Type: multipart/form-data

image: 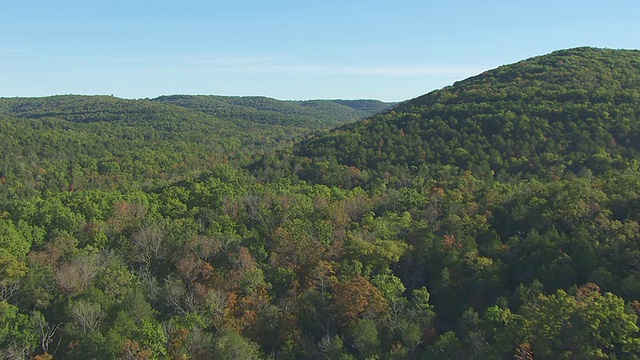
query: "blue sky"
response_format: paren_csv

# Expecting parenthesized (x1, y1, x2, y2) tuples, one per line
(1, 1, 639, 101)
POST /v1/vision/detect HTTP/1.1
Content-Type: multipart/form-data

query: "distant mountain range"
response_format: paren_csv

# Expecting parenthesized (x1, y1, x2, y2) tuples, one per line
(0, 94, 392, 192)
(151, 95, 394, 128)
(0, 94, 392, 129)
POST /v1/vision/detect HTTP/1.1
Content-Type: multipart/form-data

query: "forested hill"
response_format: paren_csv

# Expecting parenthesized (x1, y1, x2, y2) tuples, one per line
(151, 95, 393, 128)
(0, 95, 388, 194)
(282, 47, 640, 185)
(0, 95, 198, 123)
(0, 94, 391, 129)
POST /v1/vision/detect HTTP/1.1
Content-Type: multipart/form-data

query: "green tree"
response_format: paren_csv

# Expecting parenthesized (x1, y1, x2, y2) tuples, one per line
(491, 284, 640, 359)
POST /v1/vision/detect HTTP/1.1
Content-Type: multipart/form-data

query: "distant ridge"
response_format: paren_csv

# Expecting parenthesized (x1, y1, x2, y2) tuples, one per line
(0, 94, 391, 191)
(151, 95, 393, 128)
(0, 94, 393, 128)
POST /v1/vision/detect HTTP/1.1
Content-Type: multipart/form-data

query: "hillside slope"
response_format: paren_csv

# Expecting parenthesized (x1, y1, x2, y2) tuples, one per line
(286, 47, 640, 184)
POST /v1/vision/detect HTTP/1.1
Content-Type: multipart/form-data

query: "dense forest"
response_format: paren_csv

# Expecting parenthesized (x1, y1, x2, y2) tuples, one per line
(2, 47, 640, 359)
(151, 95, 393, 129)
(0, 95, 389, 197)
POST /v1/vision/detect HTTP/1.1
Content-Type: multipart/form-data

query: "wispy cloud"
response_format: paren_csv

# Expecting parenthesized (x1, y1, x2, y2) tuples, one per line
(104, 55, 484, 78)
(233, 64, 485, 77)
(0, 47, 32, 55)
(187, 56, 276, 65)
(330, 65, 484, 76)
(114, 55, 274, 65)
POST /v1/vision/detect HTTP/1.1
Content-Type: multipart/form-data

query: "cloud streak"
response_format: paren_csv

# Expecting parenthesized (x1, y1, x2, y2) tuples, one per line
(118, 63, 483, 77)
(103, 55, 485, 78)
(235, 64, 485, 77)
(0, 47, 32, 55)
(187, 56, 276, 65)
(114, 55, 275, 65)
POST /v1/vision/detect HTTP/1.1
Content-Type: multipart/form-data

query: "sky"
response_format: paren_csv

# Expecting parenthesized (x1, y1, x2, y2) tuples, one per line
(1, 1, 639, 102)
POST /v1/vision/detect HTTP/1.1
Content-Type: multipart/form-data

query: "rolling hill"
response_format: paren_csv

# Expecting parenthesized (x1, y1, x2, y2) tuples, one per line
(281, 47, 640, 185)
(0, 95, 390, 193)
(151, 94, 393, 128)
